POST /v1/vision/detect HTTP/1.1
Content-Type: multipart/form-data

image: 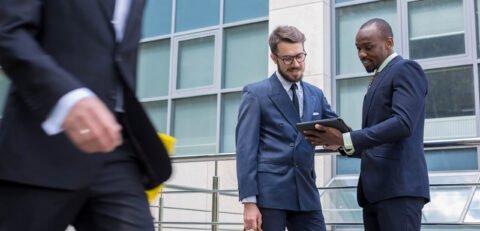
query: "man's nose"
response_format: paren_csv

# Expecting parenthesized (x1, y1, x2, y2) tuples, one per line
(358, 50, 366, 59)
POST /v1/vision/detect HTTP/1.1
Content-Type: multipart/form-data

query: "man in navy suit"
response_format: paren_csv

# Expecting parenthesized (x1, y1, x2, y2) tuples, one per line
(236, 25, 337, 231)
(0, 1, 171, 230)
(305, 18, 430, 231)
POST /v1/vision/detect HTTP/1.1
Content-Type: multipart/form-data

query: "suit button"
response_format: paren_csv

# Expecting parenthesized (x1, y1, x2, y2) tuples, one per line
(108, 90, 117, 100)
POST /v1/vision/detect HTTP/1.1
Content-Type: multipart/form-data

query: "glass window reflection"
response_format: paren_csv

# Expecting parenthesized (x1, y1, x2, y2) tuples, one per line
(408, 0, 465, 59)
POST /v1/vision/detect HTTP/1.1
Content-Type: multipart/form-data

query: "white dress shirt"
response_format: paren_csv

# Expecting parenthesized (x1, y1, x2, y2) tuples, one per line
(42, 0, 131, 135)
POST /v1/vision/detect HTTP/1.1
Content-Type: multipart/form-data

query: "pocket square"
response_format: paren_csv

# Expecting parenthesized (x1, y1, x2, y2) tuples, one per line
(313, 112, 319, 115)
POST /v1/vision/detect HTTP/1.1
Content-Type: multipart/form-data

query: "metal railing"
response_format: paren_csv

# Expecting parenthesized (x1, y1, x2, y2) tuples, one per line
(152, 137, 480, 230)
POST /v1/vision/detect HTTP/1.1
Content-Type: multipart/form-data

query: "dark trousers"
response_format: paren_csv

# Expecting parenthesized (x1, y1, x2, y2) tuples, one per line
(0, 143, 153, 231)
(363, 197, 425, 231)
(259, 208, 326, 231)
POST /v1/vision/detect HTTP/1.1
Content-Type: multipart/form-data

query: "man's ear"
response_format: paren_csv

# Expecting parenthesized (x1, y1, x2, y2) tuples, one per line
(385, 36, 394, 50)
(270, 53, 277, 64)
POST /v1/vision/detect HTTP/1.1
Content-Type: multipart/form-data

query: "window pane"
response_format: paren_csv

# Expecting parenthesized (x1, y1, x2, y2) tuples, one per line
(177, 36, 215, 89)
(336, 76, 370, 130)
(423, 186, 471, 223)
(425, 148, 478, 172)
(223, 22, 268, 89)
(137, 40, 170, 98)
(426, 66, 475, 118)
(0, 71, 9, 116)
(336, 0, 397, 75)
(408, 0, 465, 59)
(220, 92, 241, 153)
(142, 0, 172, 38)
(175, 0, 219, 32)
(466, 189, 480, 222)
(424, 66, 476, 140)
(477, 0, 480, 56)
(142, 100, 168, 133)
(173, 95, 217, 156)
(224, 0, 268, 23)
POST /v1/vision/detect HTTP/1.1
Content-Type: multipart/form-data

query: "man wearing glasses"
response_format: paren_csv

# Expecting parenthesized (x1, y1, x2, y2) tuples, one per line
(236, 25, 337, 231)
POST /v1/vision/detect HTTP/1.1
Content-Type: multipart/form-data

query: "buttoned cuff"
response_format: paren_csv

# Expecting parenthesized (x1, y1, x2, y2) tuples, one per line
(342, 132, 355, 155)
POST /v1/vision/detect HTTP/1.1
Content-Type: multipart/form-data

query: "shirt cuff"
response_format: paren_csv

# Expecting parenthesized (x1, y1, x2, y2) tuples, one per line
(342, 132, 355, 155)
(42, 88, 95, 135)
(241, 195, 257, 204)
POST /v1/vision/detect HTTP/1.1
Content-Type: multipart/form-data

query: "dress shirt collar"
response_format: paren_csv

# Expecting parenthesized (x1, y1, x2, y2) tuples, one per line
(378, 52, 398, 73)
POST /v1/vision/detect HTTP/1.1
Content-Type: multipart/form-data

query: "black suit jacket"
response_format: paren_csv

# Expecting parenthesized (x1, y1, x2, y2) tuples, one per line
(0, 0, 171, 190)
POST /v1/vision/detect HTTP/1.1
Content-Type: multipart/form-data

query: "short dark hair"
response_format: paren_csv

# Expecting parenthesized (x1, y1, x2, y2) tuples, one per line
(359, 18, 393, 39)
(269, 25, 306, 54)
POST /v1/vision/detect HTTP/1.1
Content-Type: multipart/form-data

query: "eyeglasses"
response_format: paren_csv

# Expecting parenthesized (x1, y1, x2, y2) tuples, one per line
(275, 52, 307, 65)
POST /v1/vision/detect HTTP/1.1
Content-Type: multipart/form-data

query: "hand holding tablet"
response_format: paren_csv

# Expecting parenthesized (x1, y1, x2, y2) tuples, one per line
(296, 118, 351, 133)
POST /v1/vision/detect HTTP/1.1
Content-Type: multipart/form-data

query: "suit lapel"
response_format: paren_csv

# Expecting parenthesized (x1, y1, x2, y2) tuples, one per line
(120, 0, 145, 46)
(268, 74, 301, 128)
(98, 0, 115, 24)
(362, 56, 402, 127)
(97, 0, 116, 40)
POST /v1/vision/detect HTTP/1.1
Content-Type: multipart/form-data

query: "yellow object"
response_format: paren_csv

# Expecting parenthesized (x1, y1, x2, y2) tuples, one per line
(145, 133, 175, 203)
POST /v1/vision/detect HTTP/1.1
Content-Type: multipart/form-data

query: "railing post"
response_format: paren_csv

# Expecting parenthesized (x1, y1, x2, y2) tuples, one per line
(157, 195, 163, 231)
(212, 175, 219, 231)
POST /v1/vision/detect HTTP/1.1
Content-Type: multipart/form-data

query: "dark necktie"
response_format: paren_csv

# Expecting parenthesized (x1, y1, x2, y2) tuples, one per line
(291, 83, 299, 114)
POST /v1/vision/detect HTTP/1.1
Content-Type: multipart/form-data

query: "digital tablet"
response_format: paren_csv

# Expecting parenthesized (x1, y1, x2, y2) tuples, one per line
(296, 118, 351, 133)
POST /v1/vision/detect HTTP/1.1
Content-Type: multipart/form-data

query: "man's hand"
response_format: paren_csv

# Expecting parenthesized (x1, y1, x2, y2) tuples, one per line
(303, 124, 344, 146)
(62, 96, 123, 153)
(243, 203, 262, 231)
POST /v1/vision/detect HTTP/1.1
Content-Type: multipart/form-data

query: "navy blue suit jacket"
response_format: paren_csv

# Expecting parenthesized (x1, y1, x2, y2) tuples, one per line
(236, 74, 337, 211)
(348, 56, 430, 207)
(0, 0, 171, 190)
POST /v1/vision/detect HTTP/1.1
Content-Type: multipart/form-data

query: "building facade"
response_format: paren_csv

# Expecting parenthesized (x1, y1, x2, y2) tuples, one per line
(1, 0, 480, 230)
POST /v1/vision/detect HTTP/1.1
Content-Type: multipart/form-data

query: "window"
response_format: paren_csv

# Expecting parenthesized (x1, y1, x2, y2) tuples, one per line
(424, 66, 476, 140)
(176, 36, 216, 90)
(142, 100, 168, 133)
(425, 66, 475, 119)
(172, 95, 217, 156)
(408, 0, 465, 59)
(222, 22, 268, 89)
(223, 0, 268, 24)
(137, 39, 171, 98)
(142, 0, 172, 38)
(139, 0, 268, 156)
(335, 0, 397, 75)
(220, 92, 241, 153)
(336, 76, 369, 130)
(175, 0, 220, 32)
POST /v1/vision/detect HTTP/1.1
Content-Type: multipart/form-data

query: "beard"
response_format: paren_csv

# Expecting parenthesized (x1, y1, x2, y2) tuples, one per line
(277, 64, 303, 82)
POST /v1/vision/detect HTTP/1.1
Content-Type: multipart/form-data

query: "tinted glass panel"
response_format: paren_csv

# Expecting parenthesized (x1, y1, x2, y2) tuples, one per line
(408, 0, 465, 59)
(175, 0, 220, 32)
(142, 0, 172, 38)
(224, 0, 268, 23)
(138, 40, 170, 98)
(223, 22, 268, 88)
